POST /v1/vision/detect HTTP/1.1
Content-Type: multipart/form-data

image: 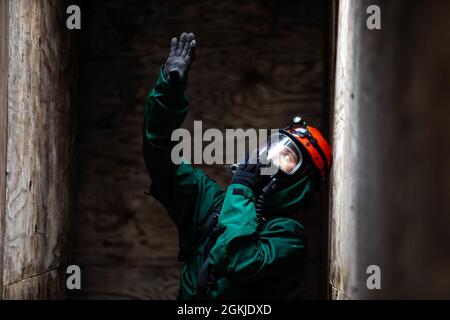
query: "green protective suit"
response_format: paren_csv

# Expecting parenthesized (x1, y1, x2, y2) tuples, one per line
(143, 68, 312, 300)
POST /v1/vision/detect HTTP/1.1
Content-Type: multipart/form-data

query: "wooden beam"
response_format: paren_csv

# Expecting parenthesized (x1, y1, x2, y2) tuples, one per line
(0, 0, 9, 299)
(2, 0, 75, 299)
(326, 0, 339, 300)
(331, 0, 450, 299)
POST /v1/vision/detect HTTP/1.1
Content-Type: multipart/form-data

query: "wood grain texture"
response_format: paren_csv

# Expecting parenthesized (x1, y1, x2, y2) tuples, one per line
(2, 269, 65, 300)
(0, 0, 8, 296)
(3, 0, 76, 298)
(74, 0, 328, 299)
(329, 0, 357, 299)
(331, 0, 450, 299)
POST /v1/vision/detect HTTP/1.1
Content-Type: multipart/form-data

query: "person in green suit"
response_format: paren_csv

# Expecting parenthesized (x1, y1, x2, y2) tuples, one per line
(143, 33, 332, 300)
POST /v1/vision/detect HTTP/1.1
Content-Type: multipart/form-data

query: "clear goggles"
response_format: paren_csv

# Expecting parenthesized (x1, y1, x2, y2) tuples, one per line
(242, 132, 303, 176)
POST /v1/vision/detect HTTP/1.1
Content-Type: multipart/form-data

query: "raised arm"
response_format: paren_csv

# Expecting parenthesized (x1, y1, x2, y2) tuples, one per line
(144, 32, 197, 147)
(143, 33, 224, 231)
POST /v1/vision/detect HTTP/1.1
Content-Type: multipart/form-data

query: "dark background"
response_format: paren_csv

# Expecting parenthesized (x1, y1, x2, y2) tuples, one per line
(73, 0, 330, 299)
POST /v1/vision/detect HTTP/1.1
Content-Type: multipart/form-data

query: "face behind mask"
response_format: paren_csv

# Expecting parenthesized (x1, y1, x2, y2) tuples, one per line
(228, 115, 331, 217)
(229, 130, 313, 217)
(261, 132, 304, 176)
(231, 130, 308, 187)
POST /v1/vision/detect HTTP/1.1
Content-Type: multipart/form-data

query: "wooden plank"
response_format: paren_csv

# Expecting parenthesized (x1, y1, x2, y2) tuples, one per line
(72, 265, 181, 300)
(0, 0, 9, 298)
(3, 0, 75, 298)
(329, 0, 359, 299)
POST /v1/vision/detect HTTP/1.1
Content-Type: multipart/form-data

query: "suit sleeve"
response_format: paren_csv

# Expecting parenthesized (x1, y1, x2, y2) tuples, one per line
(143, 67, 224, 231)
(209, 184, 307, 284)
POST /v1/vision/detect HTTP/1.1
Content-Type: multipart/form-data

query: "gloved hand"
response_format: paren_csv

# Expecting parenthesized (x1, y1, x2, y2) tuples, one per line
(163, 32, 197, 85)
(232, 153, 271, 194)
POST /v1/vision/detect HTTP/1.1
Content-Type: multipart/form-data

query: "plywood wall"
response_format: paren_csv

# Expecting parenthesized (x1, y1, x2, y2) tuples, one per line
(0, 0, 76, 299)
(74, 0, 329, 299)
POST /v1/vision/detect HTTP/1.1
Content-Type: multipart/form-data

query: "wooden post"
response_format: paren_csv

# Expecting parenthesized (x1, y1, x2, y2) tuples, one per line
(331, 0, 450, 299)
(0, 0, 9, 299)
(1, 0, 75, 299)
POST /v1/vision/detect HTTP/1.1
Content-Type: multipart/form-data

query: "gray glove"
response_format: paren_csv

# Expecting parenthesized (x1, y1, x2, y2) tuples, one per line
(163, 32, 197, 85)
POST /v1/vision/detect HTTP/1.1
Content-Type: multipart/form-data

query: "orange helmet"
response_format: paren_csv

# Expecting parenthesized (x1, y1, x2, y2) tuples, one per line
(284, 116, 332, 181)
